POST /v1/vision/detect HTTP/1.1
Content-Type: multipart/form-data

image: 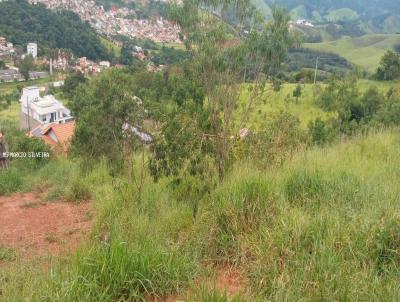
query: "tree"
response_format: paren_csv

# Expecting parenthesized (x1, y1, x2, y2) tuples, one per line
(0, 60, 6, 69)
(168, 1, 297, 181)
(70, 69, 145, 164)
(293, 83, 302, 103)
(63, 72, 86, 96)
(18, 55, 34, 81)
(376, 50, 400, 81)
(120, 43, 134, 65)
(308, 117, 335, 146)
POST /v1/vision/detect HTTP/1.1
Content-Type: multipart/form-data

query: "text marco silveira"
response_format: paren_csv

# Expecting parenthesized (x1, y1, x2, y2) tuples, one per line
(2, 152, 50, 159)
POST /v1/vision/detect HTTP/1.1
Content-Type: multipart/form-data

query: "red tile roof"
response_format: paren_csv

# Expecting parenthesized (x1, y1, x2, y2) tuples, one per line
(42, 122, 75, 152)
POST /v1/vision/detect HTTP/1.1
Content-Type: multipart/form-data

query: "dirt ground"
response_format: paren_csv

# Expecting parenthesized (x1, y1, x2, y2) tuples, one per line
(0, 192, 92, 260)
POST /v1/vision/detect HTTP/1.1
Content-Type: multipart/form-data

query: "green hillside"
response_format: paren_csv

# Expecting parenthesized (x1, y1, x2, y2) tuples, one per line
(0, 0, 111, 61)
(305, 34, 400, 72)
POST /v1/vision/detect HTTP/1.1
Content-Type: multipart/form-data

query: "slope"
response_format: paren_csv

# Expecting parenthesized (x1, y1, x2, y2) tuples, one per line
(305, 34, 400, 72)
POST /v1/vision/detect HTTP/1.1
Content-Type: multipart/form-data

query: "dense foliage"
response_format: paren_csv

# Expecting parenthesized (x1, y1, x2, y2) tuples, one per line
(0, 0, 111, 61)
(376, 50, 400, 81)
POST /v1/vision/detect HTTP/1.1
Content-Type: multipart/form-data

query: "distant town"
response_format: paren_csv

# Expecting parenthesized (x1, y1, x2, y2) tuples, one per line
(29, 0, 181, 43)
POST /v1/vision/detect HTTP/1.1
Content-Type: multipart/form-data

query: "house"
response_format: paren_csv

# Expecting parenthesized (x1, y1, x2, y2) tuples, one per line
(99, 61, 111, 68)
(29, 122, 75, 153)
(296, 19, 314, 27)
(19, 86, 73, 130)
(27, 42, 38, 58)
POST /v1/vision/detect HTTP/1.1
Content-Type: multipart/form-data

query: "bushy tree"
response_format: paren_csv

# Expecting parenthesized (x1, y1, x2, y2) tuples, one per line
(168, 1, 297, 181)
(63, 72, 86, 96)
(120, 43, 134, 65)
(234, 112, 306, 168)
(376, 50, 400, 81)
(70, 69, 145, 163)
(18, 55, 34, 81)
(293, 83, 302, 103)
(308, 117, 336, 146)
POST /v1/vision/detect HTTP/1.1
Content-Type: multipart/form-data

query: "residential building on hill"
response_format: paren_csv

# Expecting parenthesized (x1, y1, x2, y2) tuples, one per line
(27, 42, 38, 58)
(19, 86, 73, 130)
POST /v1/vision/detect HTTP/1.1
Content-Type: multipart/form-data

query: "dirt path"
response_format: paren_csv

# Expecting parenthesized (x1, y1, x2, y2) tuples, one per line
(0, 192, 92, 260)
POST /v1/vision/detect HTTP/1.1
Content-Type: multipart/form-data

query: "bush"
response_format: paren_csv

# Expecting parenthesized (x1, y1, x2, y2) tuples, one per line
(308, 117, 336, 146)
(234, 112, 306, 169)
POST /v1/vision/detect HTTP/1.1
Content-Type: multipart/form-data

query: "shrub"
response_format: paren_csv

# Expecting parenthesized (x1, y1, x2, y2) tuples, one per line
(235, 112, 306, 169)
(308, 117, 336, 146)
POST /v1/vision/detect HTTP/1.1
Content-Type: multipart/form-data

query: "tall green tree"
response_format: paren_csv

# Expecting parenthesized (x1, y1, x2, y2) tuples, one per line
(167, 1, 297, 181)
(70, 69, 145, 163)
(18, 55, 34, 81)
(376, 50, 400, 81)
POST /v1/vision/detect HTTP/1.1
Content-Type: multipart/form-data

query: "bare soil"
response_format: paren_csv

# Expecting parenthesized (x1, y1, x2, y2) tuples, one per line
(0, 192, 92, 260)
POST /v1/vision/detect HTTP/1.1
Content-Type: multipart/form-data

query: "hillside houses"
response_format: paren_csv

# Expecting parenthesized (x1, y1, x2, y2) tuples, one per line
(31, 0, 181, 43)
(19, 86, 73, 130)
(0, 36, 15, 59)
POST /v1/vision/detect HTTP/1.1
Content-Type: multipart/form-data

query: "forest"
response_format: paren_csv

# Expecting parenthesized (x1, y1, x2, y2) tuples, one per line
(0, 0, 111, 61)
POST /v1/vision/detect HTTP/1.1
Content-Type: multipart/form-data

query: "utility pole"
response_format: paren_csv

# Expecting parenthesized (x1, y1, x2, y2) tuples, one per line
(314, 56, 319, 85)
(26, 96, 31, 131)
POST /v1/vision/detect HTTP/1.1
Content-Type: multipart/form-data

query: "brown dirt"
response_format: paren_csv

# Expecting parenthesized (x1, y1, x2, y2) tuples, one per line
(214, 265, 247, 297)
(0, 192, 92, 260)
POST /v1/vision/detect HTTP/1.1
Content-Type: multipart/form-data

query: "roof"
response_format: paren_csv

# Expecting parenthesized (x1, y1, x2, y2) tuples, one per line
(30, 122, 76, 153)
(43, 122, 75, 144)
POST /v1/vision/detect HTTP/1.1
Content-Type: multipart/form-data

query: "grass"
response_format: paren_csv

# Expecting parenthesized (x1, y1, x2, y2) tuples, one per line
(100, 36, 121, 59)
(0, 102, 19, 127)
(0, 246, 16, 262)
(1, 76, 400, 300)
(157, 42, 186, 50)
(239, 83, 333, 128)
(1, 129, 400, 300)
(305, 34, 400, 72)
(0, 77, 51, 95)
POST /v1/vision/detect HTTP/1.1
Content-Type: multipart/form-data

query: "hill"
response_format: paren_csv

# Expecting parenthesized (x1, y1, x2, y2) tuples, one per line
(305, 34, 400, 72)
(264, 0, 400, 23)
(0, 0, 111, 61)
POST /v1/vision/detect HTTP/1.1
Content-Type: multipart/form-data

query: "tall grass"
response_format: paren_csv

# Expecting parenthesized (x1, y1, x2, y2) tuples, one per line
(38, 241, 196, 302)
(2, 130, 400, 301)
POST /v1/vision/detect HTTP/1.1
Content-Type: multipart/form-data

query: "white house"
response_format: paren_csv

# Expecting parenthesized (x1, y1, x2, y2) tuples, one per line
(19, 86, 73, 130)
(27, 42, 38, 59)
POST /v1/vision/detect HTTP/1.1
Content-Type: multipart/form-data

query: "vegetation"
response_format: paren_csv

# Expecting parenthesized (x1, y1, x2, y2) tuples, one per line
(0, 0, 111, 61)
(18, 55, 34, 81)
(305, 34, 400, 72)
(1, 0, 400, 301)
(376, 50, 400, 80)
